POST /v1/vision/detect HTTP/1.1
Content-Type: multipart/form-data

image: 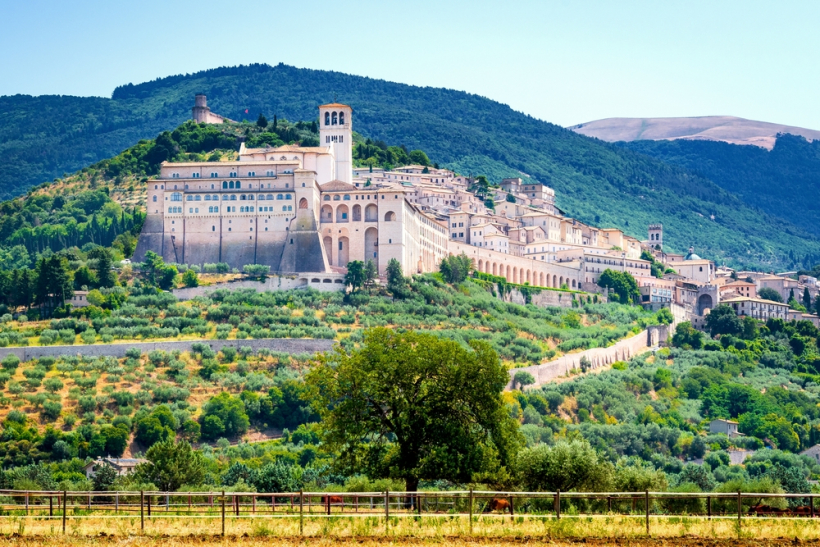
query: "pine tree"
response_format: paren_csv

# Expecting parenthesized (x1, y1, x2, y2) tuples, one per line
(91, 248, 116, 289)
(803, 287, 812, 311)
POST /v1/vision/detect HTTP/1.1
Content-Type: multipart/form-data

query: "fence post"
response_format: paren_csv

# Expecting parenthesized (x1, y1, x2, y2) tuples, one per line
(737, 491, 742, 534)
(509, 494, 514, 521)
(115, 492, 119, 514)
(469, 488, 473, 535)
(62, 491, 67, 535)
(645, 490, 650, 536)
(140, 491, 144, 533)
(607, 496, 611, 514)
(385, 490, 390, 533)
(556, 490, 561, 519)
(49, 495, 53, 517)
(812, 495, 815, 518)
(707, 496, 711, 520)
(221, 491, 226, 537)
(299, 491, 304, 536)
(25, 491, 28, 515)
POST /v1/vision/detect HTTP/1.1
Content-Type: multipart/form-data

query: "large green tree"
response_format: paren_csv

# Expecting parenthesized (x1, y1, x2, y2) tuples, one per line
(704, 304, 743, 337)
(306, 328, 521, 492)
(136, 439, 204, 491)
(597, 269, 640, 304)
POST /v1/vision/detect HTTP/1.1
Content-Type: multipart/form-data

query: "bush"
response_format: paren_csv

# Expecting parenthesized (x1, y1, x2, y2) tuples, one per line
(2, 355, 20, 371)
(42, 401, 62, 421)
(200, 392, 249, 440)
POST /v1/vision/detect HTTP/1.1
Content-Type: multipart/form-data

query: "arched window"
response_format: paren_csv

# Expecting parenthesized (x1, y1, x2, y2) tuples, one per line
(299, 198, 308, 209)
(343, 194, 350, 200)
(384, 211, 396, 221)
(205, 195, 211, 201)
(213, 195, 218, 200)
(267, 194, 273, 200)
(283, 206, 288, 211)
(240, 195, 246, 201)
(171, 192, 182, 201)
(152, 195, 157, 202)
(258, 195, 264, 201)
(332, 112, 338, 125)
(324, 112, 330, 125)
(229, 181, 234, 189)
(276, 194, 282, 200)
(339, 112, 345, 125)
(223, 181, 228, 189)
(186, 195, 193, 201)
(194, 195, 201, 201)
(230, 195, 237, 201)
(285, 194, 292, 200)
(323, 195, 330, 201)
(333, 195, 340, 201)
(236, 181, 241, 189)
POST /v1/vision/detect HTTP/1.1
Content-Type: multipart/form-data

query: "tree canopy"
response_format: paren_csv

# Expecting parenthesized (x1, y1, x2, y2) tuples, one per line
(306, 328, 522, 491)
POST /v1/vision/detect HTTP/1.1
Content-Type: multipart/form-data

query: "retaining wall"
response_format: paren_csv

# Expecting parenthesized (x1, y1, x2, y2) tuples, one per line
(0, 338, 335, 361)
(506, 328, 657, 390)
(501, 287, 603, 309)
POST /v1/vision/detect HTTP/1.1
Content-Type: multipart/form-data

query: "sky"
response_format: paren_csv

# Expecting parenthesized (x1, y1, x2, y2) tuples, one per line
(1, 0, 818, 129)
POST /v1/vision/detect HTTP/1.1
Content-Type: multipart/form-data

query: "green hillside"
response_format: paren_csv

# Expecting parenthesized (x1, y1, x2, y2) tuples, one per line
(622, 135, 820, 268)
(2, 63, 819, 269)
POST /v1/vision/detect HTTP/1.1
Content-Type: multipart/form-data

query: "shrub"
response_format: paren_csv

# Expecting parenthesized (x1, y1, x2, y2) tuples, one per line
(2, 354, 20, 371)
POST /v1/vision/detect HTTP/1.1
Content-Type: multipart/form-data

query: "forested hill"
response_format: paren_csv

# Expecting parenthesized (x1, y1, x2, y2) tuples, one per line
(622, 136, 820, 246)
(2, 63, 820, 269)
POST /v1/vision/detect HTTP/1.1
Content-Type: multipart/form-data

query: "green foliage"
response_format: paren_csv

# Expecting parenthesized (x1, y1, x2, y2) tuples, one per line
(758, 287, 783, 302)
(136, 439, 204, 492)
(516, 439, 612, 492)
(307, 328, 522, 491)
(513, 371, 535, 389)
(439, 253, 473, 284)
(597, 269, 640, 305)
(181, 269, 199, 288)
(704, 304, 743, 337)
(200, 392, 249, 441)
(344, 261, 365, 292)
(671, 322, 704, 350)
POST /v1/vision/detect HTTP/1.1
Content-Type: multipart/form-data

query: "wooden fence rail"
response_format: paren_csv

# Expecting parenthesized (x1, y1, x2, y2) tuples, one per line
(0, 489, 815, 536)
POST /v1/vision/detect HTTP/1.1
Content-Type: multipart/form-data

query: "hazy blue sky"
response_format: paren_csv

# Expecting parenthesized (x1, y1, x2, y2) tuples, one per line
(2, 0, 818, 128)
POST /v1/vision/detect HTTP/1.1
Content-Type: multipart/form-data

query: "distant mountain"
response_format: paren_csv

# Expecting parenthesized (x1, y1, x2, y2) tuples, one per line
(1, 63, 819, 269)
(568, 116, 820, 150)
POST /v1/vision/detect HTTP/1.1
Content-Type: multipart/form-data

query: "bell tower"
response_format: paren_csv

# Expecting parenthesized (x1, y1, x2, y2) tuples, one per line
(318, 103, 353, 184)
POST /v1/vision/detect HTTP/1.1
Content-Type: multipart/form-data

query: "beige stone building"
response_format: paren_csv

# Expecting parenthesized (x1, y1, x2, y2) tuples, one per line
(722, 296, 789, 321)
(135, 102, 448, 277)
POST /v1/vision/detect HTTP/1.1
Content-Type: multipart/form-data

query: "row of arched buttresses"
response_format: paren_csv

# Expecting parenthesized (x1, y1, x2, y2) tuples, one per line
(474, 258, 578, 289)
(324, 111, 346, 126)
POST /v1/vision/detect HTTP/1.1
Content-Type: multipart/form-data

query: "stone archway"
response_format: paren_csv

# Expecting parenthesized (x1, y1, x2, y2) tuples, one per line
(698, 294, 714, 315)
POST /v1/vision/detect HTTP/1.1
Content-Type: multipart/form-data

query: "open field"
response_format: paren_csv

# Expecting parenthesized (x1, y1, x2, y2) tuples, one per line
(1, 515, 820, 545)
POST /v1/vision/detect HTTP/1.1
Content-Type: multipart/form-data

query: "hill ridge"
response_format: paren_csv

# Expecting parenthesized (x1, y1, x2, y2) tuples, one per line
(569, 115, 820, 149)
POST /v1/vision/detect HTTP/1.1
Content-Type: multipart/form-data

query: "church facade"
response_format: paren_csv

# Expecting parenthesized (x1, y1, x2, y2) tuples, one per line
(134, 103, 449, 276)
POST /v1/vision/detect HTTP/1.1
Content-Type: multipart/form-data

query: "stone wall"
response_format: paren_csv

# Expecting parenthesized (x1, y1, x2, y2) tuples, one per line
(172, 274, 346, 300)
(506, 329, 655, 389)
(501, 287, 605, 309)
(0, 338, 335, 361)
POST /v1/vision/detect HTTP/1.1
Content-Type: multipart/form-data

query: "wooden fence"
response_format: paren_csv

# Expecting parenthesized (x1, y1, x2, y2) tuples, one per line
(0, 489, 816, 536)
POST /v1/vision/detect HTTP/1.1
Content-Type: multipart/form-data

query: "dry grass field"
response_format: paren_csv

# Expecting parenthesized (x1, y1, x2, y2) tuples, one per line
(1, 515, 820, 545)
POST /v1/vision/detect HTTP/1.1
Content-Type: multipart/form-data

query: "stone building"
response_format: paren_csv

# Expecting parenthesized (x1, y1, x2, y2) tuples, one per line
(134, 102, 449, 277)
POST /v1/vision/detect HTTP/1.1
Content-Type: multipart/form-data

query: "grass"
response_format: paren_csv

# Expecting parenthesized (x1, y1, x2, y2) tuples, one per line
(2, 513, 820, 542)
